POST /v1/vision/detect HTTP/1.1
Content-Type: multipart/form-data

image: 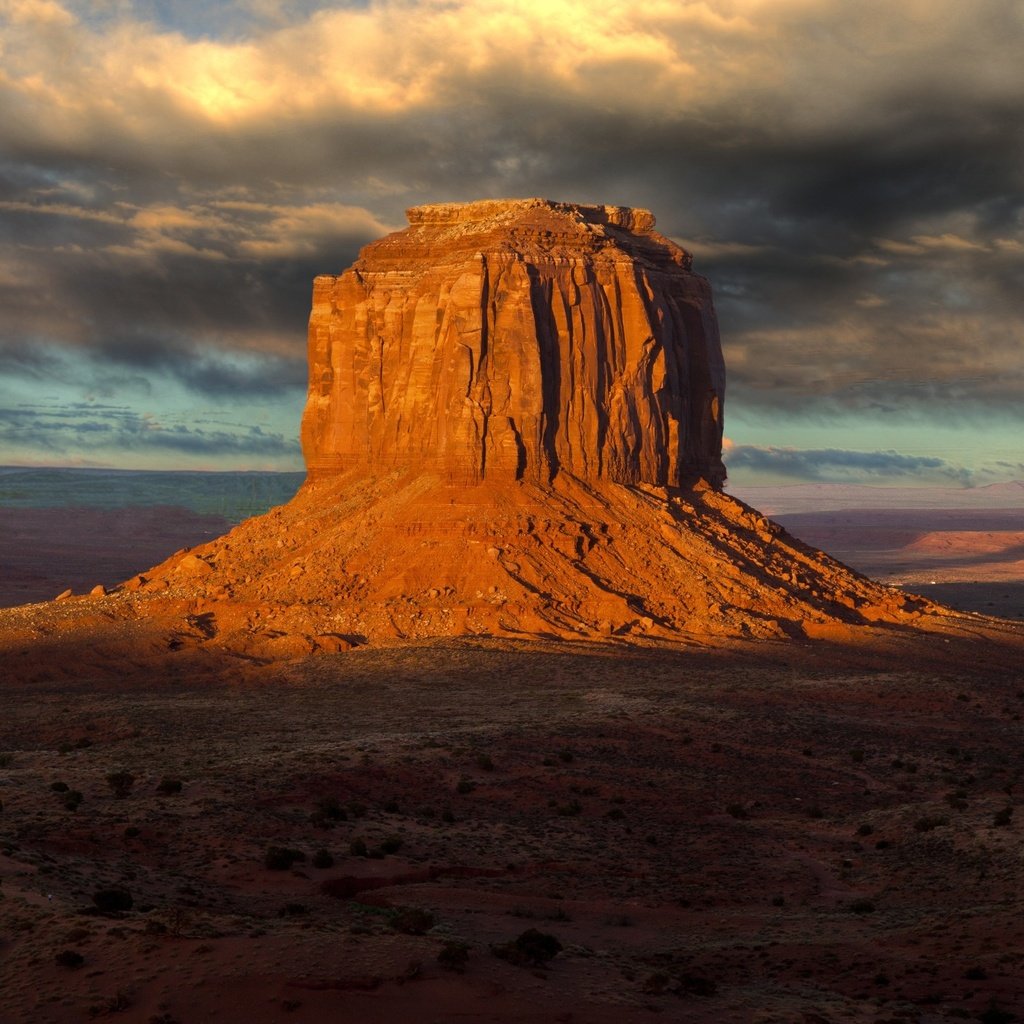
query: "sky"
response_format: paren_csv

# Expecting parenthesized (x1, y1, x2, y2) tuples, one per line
(0, 0, 1022, 486)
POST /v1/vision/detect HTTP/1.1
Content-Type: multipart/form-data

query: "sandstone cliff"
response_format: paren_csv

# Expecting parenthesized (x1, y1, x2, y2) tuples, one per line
(301, 199, 726, 488)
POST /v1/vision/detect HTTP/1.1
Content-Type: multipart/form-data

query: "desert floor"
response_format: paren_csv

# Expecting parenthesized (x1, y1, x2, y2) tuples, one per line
(1, 495, 1023, 1022)
(2, 636, 1023, 1023)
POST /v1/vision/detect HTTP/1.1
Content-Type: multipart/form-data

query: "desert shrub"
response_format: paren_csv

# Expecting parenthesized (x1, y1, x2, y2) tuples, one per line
(50, 781, 69, 792)
(310, 796, 349, 829)
(106, 772, 135, 799)
(390, 907, 435, 934)
(347, 801, 367, 818)
(556, 800, 582, 817)
(314, 797, 346, 819)
(90, 991, 132, 1015)
(455, 778, 475, 795)
(0, 753, 13, 768)
(156, 778, 182, 796)
(914, 815, 948, 832)
(63, 790, 83, 811)
(726, 803, 748, 820)
(123, 827, 140, 839)
(605, 807, 626, 820)
(492, 928, 563, 967)
(771, 895, 785, 907)
(93, 888, 133, 913)
(856, 822, 873, 836)
(643, 972, 672, 995)
(557, 749, 574, 763)
(848, 898, 875, 914)
(437, 940, 470, 972)
(382, 798, 400, 813)
(349, 838, 368, 857)
(475, 753, 495, 771)
(994, 807, 1014, 827)
(850, 749, 865, 763)
(679, 975, 718, 997)
(440, 807, 455, 823)
(55, 950, 84, 968)
(965, 966, 989, 981)
(264, 846, 305, 871)
(278, 903, 307, 917)
(641, 972, 716, 996)
(379, 835, 404, 855)
(312, 848, 334, 869)
(979, 1004, 1016, 1024)
(807, 805, 824, 819)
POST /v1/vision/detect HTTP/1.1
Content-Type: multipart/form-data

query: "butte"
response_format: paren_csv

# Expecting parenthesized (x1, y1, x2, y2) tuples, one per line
(2, 198, 1020, 677)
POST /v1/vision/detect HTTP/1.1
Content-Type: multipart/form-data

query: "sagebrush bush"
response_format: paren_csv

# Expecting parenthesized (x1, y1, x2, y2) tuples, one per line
(492, 928, 563, 967)
(106, 772, 135, 799)
(312, 848, 334, 869)
(437, 941, 470, 972)
(264, 846, 305, 871)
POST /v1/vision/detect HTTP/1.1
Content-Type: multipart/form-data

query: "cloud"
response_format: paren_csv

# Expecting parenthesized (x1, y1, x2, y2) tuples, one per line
(0, 400, 301, 460)
(725, 445, 974, 486)
(0, 335, 307, 401)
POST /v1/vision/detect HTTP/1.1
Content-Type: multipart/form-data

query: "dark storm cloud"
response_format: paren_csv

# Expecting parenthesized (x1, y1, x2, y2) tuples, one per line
(0, 0, 1022, 468)
(0, 334, 306, 402)
(92, 332, 308, 398)
(725, 446, 973, 486)
(0, 181, 377, 398)
(0, 401, 300, 458)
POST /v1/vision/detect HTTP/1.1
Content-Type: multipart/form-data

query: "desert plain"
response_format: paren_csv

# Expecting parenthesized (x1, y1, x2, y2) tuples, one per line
(1, 485, 1023, 1024)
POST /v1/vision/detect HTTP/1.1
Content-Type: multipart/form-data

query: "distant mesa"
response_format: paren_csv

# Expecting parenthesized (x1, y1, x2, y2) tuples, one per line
(5, 198, 1016, 678)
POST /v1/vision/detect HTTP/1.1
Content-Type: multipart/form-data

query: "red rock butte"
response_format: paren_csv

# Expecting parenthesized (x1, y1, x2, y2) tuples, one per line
(301, 198, 726, 489)
(5, 198, 1022, 678)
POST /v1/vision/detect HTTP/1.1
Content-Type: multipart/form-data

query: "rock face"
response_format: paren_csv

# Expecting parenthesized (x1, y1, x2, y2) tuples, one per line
(301, 198, 726, 488)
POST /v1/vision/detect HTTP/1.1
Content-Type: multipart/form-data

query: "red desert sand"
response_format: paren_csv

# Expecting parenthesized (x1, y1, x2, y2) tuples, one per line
(1, 200, 1022, 1023)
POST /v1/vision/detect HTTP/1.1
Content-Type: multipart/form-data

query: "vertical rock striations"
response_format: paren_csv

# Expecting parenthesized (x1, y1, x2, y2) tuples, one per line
(301, 198, 726, 488)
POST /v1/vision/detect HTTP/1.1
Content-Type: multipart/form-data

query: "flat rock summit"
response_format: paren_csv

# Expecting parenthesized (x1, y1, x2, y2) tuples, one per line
(3, 198, 1021, 677)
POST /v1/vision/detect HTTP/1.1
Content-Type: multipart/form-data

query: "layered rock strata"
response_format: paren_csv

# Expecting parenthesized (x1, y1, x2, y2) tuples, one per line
(301, 199, 726, 488)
